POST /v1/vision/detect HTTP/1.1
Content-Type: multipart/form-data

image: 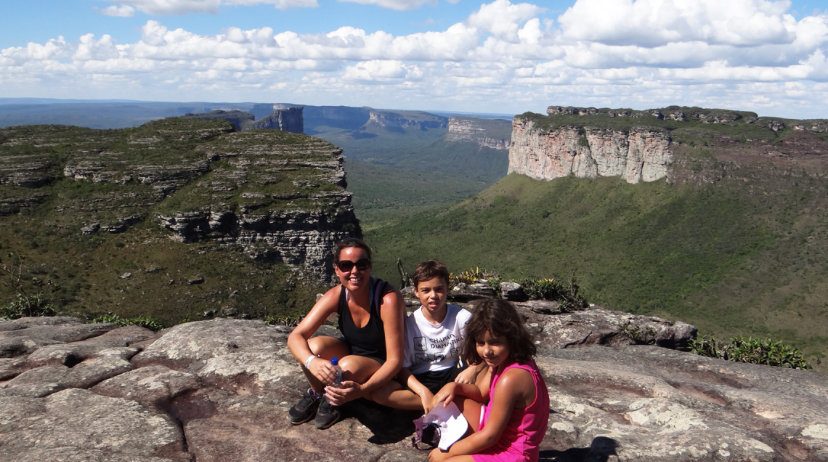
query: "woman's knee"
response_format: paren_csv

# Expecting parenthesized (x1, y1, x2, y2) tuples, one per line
(308, 336, 347, 357)
(339, 356, 380, 382)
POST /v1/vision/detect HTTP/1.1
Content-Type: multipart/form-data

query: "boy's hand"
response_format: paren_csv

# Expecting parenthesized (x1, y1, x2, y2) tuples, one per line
(432, 382, 457, 409)
(418, 389, 435, 414)
(454, 366, 477, 384)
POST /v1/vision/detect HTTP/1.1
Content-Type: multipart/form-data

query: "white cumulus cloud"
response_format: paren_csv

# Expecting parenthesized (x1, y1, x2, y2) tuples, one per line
(4, 0, 828, 118)
(100, 5, 136, 17)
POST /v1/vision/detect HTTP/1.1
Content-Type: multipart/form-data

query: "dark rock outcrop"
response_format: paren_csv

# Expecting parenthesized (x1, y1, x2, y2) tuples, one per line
(181, 110, 255, 131)
(1, 313, 826, 462)
(242, 107, 304, 133)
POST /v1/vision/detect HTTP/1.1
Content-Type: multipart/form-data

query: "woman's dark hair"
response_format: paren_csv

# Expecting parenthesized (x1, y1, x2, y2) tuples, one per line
(462, 298, 536, 365)
(333, 238, 372, 264)
(412, 260, 450, 288)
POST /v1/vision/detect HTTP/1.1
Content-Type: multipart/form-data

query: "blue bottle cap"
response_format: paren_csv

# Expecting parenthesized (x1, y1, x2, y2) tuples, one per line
(331, 357, 339, 366)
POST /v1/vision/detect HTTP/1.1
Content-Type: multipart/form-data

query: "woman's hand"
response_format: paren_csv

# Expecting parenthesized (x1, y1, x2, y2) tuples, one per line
(308, 358, 338, 386)
(432, 382, 457, 409)
(428, 447, 450, 462)
(324, 380, 363, 406)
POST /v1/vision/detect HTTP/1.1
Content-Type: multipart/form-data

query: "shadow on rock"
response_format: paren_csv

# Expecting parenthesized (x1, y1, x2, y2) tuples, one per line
(345, 398, 420, 444)
(540, 436, 619, 462)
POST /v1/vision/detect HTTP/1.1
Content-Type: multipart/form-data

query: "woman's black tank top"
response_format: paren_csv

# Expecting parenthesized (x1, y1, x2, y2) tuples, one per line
(338, 277, 390, 360)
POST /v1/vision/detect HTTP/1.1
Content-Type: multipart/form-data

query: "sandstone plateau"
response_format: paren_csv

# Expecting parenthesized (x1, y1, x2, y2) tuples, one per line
(508, 105, 828, 184)
(446, 117, 512, 150)
(2, 307, 826, 462)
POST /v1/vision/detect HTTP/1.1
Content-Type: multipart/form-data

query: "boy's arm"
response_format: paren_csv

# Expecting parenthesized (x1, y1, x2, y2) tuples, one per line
(454, 361, 486, 384)
(432, 381, 485, 408)
(399, 368, 435, 413)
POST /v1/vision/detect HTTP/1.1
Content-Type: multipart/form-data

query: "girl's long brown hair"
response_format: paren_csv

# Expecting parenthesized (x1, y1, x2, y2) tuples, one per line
(462, 298, 537, 365)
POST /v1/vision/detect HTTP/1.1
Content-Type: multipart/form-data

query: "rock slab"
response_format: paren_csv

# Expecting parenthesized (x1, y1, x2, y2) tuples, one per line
(1, 315, 826, 462)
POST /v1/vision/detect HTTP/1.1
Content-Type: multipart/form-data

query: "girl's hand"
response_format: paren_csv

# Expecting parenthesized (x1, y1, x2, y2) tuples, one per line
(428, 447, 450, 462)
(432, 382, 457, 409)
(308, 358, 337, 386)
(324, 380, 363, 406)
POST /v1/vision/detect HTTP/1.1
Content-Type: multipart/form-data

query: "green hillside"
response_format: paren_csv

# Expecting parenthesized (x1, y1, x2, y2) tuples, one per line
(366, 170, 828, 371)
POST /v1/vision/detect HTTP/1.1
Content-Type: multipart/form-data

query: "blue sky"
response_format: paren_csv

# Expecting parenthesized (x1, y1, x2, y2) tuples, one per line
(2, 0, 828, 117)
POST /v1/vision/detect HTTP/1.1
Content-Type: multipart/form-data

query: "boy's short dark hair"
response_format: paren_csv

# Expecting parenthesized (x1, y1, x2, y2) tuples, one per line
(412, 260, 450, 289)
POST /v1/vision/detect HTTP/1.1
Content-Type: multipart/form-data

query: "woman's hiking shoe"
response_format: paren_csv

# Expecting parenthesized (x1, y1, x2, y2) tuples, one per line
(314, 396, 341, 429)
(288, 389, 321, 425)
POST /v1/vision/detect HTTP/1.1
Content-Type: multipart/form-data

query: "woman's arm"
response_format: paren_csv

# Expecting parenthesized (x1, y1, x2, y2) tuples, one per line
(287, 287, 340, 382)
(433, 368, 533, 460)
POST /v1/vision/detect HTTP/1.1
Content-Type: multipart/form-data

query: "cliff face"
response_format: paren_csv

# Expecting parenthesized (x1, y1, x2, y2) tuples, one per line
(0, 118, 357, 280)
(446, 117, 511, 150)
(508, 117, 672, 184)
(242, 107, 304, 133)
(366, 110, 447, 131)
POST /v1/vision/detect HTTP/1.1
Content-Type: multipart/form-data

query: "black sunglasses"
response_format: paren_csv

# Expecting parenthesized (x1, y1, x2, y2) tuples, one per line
(337, 258, 371, 272)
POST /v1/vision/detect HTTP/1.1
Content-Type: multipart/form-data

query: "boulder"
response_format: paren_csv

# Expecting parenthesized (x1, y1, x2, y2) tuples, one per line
(0, 388, 189, 462)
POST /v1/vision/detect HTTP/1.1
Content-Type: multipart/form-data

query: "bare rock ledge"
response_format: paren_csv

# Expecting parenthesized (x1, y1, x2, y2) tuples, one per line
(1, 309, 826, 462)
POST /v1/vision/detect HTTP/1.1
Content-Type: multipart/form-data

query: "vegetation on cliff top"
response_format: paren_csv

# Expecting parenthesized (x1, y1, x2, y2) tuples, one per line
(0, 118, 349, 325)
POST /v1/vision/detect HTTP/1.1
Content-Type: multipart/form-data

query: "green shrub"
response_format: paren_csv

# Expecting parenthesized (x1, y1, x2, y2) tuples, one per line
(518, 276, 588, 312)
(91, 313, 165, 331)
(0, 294, 56, 320)
(690, 335, 811, 369)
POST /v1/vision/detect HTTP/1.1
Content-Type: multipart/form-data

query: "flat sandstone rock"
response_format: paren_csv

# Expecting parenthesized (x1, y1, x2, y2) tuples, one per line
(0, 316, 826, 462)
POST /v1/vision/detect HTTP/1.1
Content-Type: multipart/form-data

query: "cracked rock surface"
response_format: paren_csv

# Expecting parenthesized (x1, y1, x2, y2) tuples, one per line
(1, 310, 826, 462)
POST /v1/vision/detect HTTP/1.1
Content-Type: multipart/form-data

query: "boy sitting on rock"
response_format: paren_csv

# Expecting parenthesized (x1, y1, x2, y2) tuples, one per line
(372, 260, 481, 413)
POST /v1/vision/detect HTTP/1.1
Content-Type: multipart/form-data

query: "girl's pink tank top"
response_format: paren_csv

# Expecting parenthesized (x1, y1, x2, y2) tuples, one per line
(476, 359, 550, 462)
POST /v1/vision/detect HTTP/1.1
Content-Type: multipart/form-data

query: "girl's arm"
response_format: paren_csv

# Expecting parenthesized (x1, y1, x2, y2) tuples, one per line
(286, 286, 341, 383)
(435, 368, 534, 459)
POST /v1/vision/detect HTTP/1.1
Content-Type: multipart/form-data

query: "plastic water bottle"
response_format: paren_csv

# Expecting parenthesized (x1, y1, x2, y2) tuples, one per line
(331, 357, 343, 385)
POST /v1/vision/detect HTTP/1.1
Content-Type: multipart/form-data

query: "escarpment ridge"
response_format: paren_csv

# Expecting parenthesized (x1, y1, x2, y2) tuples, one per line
(509, 105, 828, 184)
(0, 117, 359, 323)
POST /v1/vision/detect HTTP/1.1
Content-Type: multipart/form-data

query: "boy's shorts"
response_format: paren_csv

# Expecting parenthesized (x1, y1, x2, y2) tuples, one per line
(412, 362, 468, 395)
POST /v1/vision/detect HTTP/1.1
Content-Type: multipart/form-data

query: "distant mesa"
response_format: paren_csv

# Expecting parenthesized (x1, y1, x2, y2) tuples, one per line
(182, 107, 304, 134)
(365, 110, 448, 131)
(509, 104, 828, 185)
(447, 117, 512, 150)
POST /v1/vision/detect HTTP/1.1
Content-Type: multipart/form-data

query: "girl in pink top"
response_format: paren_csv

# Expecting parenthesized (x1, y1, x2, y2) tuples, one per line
(429, 299, 550, 462)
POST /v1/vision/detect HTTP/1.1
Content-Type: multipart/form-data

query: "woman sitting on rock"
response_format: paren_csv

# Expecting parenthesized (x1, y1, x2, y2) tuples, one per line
(287, 238, 405, 429)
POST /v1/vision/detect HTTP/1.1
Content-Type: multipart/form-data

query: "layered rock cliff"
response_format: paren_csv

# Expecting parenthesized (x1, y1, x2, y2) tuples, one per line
(509, 106, 828, 185)
(446, 117, 511, 150)
(366, 110, 447, 131)
(508, 117, 672, 184)
(242, 107, 304, 133)
(0, 118, 358, 279)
